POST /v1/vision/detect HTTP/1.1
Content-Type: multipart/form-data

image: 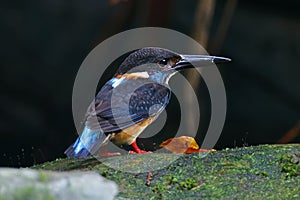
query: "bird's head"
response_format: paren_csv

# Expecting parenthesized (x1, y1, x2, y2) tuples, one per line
(114, 47, 231, 84)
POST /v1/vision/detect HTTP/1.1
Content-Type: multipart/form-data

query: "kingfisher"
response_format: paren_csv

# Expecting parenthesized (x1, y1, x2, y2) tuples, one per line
(65, 47, 230, 158)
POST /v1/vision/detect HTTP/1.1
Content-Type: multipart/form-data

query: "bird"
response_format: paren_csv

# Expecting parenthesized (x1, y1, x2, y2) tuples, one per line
(65, 47, 230, 158)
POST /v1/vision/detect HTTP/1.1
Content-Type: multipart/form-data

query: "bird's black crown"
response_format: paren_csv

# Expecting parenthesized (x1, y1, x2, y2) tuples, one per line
(115, 47, 181, 75)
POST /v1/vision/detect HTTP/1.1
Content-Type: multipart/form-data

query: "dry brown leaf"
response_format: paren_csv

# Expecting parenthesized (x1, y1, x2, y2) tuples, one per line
(160, 136, 216, 154)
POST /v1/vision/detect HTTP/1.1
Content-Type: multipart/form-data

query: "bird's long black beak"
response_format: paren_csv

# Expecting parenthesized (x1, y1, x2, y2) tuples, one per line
(173, 55, 231, 70)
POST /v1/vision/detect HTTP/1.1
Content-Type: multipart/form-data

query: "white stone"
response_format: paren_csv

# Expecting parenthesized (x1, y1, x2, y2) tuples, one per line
(0, 168, 118, 200)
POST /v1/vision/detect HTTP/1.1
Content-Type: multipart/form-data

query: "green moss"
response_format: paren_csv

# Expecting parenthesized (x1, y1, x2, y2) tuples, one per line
(38, 171, 48, 182)
(178, 178, 198, 190)
(12, 186, 54, 200)
(164, 175, 198, 190)
(165, 175, 179, 184)
(151, 183, 167, 199)
(279, 152, 300, 177)
(34, 144, 300, 200)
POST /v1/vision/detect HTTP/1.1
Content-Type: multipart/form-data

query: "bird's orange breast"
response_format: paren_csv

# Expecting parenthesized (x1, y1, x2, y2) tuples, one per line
(110, 118, 153, 145)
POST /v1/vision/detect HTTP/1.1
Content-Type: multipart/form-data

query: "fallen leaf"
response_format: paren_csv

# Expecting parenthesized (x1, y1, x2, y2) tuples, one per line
(160, 136, 216, 154)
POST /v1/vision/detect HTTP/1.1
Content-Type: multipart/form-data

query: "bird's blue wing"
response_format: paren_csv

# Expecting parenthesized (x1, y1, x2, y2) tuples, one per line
(86, 80, 171, 133)
(65, 80, 171, 158)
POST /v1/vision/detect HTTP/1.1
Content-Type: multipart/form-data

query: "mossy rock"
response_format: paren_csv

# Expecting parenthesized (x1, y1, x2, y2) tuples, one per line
(33, 144, 300, 199)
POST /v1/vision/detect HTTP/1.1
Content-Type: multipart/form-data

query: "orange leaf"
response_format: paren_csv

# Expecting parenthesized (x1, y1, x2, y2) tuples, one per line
(160, 136, 215, 154)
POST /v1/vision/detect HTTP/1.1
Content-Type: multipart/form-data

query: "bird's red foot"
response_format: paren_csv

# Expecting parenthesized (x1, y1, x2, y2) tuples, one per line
(129, 141, 152, 154)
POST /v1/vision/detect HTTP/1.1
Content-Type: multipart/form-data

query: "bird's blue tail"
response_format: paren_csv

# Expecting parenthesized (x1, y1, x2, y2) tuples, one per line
(65, 126, 104, 158)
(64, 137, 92, 158)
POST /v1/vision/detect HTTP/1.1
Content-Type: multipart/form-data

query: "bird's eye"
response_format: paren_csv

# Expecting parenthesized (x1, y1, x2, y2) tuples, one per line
(159, 59, 168, 65)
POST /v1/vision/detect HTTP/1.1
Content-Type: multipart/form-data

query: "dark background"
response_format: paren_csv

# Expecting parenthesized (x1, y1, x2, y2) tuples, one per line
(1, 0, 299, 167)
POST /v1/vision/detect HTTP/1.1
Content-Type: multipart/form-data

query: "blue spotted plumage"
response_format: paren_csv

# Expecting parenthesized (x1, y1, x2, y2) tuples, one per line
(65, 47, 231, 158)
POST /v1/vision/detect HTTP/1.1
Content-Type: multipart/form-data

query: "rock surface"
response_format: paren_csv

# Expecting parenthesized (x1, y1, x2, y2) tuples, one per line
(34, 144, 300, 199)
(0, 168, 118, 200)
